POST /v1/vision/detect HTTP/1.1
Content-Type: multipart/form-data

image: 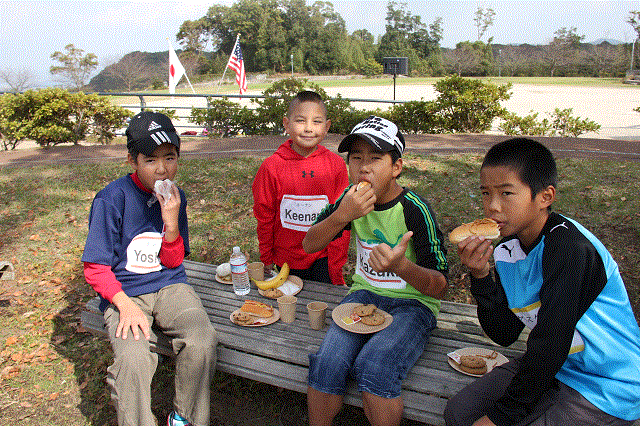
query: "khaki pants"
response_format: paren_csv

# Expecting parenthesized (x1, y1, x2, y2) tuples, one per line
(104, 283, 217, 426)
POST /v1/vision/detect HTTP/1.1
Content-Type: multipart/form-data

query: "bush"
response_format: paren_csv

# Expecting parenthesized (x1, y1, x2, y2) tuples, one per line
(431, 75, 511, 133)
(549, 108, 601, 137)
(0, 89, 131, 149)
(499, 111, 552, 136)
(499, 108, 600, 137)
(389, 100, 440, 134)
(188, 76, 519, 138)
(0, 93, 30, 150)
(190, 98, 254, 137)
(251, 77, 329, 134)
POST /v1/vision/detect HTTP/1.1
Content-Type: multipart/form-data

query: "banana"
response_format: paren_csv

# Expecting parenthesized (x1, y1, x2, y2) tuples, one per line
(252, 263, 290, 290)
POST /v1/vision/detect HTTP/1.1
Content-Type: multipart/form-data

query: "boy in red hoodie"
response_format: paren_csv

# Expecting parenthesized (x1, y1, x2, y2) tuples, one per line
(252, 91, 350, 285)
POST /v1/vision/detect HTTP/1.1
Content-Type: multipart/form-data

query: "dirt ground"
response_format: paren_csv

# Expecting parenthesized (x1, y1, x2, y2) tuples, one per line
(1, 134, 639, 426)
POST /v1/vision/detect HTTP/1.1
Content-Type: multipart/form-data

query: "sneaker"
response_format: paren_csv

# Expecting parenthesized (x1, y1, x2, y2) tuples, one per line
(167, 411, 191, 426)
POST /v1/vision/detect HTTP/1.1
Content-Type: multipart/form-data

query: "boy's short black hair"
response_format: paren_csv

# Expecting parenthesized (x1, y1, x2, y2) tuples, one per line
(287, 90, 327, 117)
(482, 138, 557, 198)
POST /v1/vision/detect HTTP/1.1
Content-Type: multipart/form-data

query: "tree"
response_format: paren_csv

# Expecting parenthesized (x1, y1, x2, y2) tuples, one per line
(542, 27, 584, 76)
(627, 11, 640, 69)
(474, 7, 495, 41)
(50, 44, 98, 91)
(103, 52, 148, 91)
(377, 0, 442, 62)
(0, 68, 35, 92)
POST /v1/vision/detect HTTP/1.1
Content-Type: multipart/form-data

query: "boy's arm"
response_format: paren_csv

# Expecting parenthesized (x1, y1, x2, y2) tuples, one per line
(303, 185, 374, 254)
(252, 165, 278, 266)
(324, 165, 351, 285)
(83, 262, 151, 340)
(458, 237, 525, 345)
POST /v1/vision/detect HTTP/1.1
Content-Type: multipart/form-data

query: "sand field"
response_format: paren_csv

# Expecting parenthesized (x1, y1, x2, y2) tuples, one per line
(140, 81, 640, 141)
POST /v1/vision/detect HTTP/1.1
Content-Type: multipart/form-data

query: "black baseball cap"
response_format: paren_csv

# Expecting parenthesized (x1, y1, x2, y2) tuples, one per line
(338, 116, 405, 157)
(126, 111, 180, 157)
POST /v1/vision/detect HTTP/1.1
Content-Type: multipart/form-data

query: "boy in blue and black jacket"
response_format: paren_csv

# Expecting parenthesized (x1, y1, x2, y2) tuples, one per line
(446, 138, 640, 426)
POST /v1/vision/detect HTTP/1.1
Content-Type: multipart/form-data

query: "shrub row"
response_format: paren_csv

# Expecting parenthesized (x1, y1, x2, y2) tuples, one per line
(0, 77, 601, 150)
(0, 88, 131, 150)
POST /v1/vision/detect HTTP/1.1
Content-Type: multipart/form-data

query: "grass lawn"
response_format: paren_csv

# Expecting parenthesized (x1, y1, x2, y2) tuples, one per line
(0, 152, 638, 425)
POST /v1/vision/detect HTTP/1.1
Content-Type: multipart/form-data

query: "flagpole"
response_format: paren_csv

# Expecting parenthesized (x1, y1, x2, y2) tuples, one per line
(216, 34, 240, 94)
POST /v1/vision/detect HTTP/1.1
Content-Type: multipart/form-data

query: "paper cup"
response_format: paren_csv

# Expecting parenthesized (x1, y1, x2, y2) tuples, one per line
(247, 262, 264, 281)
(277, 295, 297, 323)
(307, 301, 328, 330)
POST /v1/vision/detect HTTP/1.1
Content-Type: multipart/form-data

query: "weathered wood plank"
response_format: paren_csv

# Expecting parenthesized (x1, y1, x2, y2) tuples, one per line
(81, 260, 527, 425)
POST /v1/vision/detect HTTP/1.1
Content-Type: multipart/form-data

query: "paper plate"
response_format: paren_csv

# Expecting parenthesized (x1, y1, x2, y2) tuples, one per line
(215, 274, 233, 285)
(258, 275, 303, 299)
(447, 347, 509, 377)
(331, 303, 393, 334)
(230, 308, 280, 327)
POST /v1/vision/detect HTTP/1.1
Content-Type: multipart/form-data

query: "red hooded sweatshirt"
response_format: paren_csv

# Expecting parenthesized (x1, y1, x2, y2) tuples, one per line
(252, 140, 350, 285)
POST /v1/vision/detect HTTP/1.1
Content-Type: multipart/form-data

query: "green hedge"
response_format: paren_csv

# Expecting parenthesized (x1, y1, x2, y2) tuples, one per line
(0, 88, 131, 150)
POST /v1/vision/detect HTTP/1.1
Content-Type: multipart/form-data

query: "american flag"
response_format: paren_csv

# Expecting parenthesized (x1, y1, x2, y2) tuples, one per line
(227, 38, 247, 94)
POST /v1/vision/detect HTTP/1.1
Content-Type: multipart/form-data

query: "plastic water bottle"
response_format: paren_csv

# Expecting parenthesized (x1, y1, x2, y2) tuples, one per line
(229, 246, 250, 296)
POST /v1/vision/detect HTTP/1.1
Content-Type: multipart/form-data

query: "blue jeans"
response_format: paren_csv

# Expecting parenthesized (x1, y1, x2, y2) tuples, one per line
(308, 290, 437, 398)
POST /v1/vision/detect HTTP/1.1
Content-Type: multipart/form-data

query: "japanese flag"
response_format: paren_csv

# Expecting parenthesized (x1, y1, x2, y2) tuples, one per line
(168, 45, 185, 94)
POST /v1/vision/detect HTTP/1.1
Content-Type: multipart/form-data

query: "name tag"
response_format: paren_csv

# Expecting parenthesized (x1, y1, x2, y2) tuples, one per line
(126, 232, 162, 273)
(513, 303, 584, 354)
(355, 237, 406, 289)
(280, 194, 328, 232)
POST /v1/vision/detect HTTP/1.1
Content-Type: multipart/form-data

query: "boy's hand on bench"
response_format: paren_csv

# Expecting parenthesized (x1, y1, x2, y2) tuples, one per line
(112, 292, 151, 341)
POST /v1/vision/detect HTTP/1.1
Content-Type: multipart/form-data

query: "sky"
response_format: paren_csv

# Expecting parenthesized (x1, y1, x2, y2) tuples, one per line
(1, 0, 640, 88)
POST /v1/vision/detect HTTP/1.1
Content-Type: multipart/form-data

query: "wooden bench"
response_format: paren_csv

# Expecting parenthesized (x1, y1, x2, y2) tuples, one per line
(81, 259, 526, 426)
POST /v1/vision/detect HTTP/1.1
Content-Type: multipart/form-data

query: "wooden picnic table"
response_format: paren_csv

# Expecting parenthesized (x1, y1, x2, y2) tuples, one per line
(82, 259, 527, 425)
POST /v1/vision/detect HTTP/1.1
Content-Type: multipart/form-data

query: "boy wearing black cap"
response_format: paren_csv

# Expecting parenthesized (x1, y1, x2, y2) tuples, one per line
(82, 112, 217, 426)
(303, 116, 449, 426)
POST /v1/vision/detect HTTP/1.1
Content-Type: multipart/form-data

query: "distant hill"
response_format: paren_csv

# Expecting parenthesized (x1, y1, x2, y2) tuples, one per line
(89, 51, 174, 92)
(589, 38, 625, 45)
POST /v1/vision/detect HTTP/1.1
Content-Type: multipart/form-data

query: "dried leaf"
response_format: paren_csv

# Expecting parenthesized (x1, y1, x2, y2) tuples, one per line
(5, 335, 18, 346)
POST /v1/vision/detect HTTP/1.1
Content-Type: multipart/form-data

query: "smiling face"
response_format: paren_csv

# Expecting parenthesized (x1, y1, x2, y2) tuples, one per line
(348, 138, 403, 204)
(128, 143, 178, 192)
(480, 165, 555, 248)
(283, 100, 331, 157)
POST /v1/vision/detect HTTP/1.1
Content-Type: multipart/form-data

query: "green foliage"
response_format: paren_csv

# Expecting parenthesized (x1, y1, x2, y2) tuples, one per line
(0, 89, 131, 149)
(430, 75, 511, 132)
(499, 111, 552, 136)
(360, 58, 383, 76)
(0, 93, 30, 150)
(190, 98, 253, 137)
(50, 43, 99, 91)
(251, 78, 328, 134)
(389, 100, 440, 133)
(549, 108, 601, 137)
(500, 108, 600, 137)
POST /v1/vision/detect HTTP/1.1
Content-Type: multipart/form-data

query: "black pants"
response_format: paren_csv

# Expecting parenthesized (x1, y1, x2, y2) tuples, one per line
(287, 256, 332, 285)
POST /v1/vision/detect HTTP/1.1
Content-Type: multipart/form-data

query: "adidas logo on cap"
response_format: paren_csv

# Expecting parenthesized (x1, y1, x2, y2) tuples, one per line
(148, 121, 162, 131)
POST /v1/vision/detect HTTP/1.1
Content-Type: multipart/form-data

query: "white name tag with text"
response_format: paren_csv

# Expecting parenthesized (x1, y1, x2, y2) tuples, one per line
(355, 237, 406, 289)
(125, 232, 163, 274)
(280, 194, 329, 232)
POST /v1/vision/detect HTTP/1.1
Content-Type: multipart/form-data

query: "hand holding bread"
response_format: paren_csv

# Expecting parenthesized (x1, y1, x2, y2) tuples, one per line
(449, 218, 500, 244)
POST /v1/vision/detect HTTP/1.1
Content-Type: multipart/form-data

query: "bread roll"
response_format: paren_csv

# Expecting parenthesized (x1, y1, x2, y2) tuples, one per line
(356, 181, 370, 191)
(449, 218, 500, 243)
(240, 300, 274, 318)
